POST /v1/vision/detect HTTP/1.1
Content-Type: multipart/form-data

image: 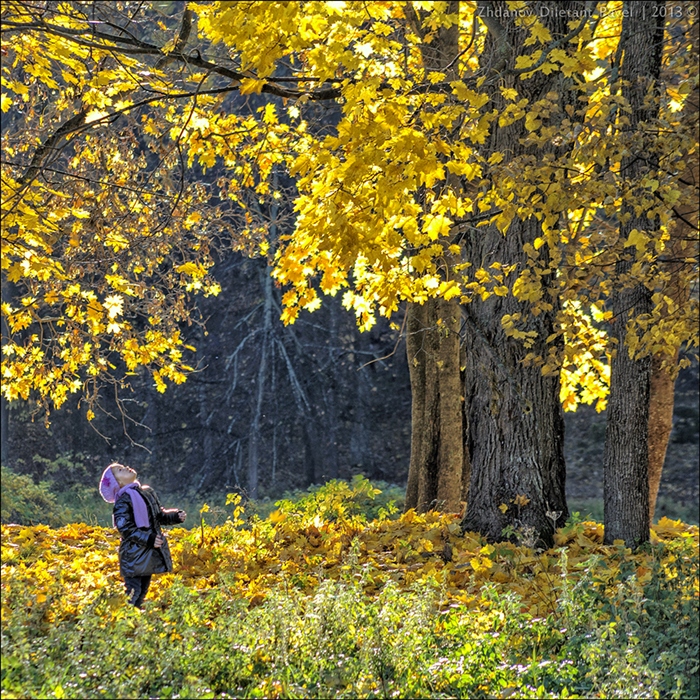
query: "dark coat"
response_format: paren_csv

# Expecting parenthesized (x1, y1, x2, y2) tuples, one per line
(113, 485, 181, 578)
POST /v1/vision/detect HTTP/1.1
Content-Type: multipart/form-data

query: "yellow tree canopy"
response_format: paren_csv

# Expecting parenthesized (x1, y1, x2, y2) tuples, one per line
(1, 1, 697, 416)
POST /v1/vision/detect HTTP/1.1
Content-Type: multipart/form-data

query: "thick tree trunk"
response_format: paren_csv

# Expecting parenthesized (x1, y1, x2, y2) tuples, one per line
(405, 297, 464, 513)
(459, 1, 579, 546)
(603, 1, 664, 547)
(461, 219, 567, 546)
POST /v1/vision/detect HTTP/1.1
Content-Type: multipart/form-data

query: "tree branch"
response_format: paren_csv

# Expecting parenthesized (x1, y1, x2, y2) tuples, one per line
(154, 7, 193, 70)
(17, 108, 88, 186)
(1, 18, 342, 100)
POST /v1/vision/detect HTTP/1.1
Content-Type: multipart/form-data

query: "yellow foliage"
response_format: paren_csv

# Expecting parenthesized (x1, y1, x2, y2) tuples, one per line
(2, 513, 697, 625)
(1, 0, 697, 419)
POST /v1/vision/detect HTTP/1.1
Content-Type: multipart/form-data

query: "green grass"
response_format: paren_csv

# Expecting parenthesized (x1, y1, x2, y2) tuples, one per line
(2, 540, 698, 699)
(568, 497, 699, 526)
(2, 476, 698, 699)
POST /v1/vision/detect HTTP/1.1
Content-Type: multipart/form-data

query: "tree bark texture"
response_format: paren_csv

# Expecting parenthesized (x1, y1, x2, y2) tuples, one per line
(460, 2, 581, 546)
(405, 297, 465, 513)
(647, 352, 677, 521)
(404, 0, 467, 514)
(603, 1, 665, 547)
(461, 220, 567, 546)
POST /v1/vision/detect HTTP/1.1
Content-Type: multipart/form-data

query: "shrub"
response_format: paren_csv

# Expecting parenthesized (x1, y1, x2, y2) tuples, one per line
(274, 475, 403, 525)
(0, 466, 69, 527)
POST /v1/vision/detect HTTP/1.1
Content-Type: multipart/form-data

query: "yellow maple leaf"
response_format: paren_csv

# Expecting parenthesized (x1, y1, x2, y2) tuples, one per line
(623, 229, 650, 253)
(240, 77, 265, 95)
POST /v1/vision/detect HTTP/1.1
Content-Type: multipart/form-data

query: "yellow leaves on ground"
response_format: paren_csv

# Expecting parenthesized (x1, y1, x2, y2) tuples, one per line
(2, 514, 697, 626)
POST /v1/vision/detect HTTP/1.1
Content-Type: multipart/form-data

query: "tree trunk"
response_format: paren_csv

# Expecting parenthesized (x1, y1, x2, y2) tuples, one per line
(248, 264, 273, 499)
(322, 300, 340, 480)
(603, 280, 652, 546)
(198, 378, 214, 478)
(648, 73, 699, 521)
(460, 1, 579, 546)
(603, 0, 664, 547)
(0, 395, 8, 466)
(460, 343, 470, 509)
(647, 352, 677, 521)
(0, 282, 11, 466)
(349, 362, 371, 472)
(461, 219, 567, 546)
(404, 0, 466, 515)
(405, 297, 464, 513)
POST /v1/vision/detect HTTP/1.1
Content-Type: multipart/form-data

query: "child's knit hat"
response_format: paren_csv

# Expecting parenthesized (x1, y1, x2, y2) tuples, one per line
(99, 464, 121, 503)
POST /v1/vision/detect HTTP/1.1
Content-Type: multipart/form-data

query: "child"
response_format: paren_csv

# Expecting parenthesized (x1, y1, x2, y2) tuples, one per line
(99, 463, 186, 607)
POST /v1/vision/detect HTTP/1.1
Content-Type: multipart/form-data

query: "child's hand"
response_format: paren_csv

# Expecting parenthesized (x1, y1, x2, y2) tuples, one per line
(178, 510, 187, 523)
(154, 534, 164, 548)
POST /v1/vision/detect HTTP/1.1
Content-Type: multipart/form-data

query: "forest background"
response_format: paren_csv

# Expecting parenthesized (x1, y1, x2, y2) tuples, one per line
(3, 3, 697, 540)
(2, 272, 698, 530)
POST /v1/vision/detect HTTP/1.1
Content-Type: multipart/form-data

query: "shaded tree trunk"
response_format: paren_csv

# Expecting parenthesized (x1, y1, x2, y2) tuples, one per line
(460, 343, 470, 508)
(405, 297, 464, 513)
(198, 379, 214, 478)
(0, 395, 8, 466)
(603, 0, 665, 547)
(460, 1, 577, 546)
(248, 264, 273, 498)
(404, 0, 466, 514)
(603, 282, 652, 546)
(141, 380, 160, 471)
(322, 300, 340, 480)
(0, 280, 12, 465)
(349, 362, 372, 472)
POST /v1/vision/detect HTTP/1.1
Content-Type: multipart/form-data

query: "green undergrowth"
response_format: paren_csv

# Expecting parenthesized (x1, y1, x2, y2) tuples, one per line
(2, 472, 698, 698)
(1, 464, 407, 530)
(3, 545, 698, 699)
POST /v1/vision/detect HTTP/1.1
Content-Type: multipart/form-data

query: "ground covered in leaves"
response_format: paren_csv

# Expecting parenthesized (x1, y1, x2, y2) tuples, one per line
(2, 480, 698, 699)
